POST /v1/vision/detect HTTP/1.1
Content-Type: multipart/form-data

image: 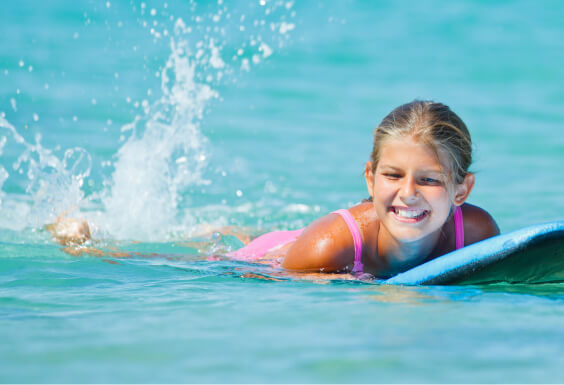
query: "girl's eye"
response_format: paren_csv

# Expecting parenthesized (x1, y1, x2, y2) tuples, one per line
(383, 173, 401, 179)
(421, 177, 441, 185)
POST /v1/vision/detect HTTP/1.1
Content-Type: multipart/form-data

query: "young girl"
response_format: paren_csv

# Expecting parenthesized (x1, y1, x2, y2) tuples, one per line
(225, 100, 500, 278)
(50, 100, 499, 278)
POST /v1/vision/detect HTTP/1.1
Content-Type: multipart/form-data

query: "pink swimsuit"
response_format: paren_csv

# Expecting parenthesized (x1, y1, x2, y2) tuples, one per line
(226, 206, 465, 274)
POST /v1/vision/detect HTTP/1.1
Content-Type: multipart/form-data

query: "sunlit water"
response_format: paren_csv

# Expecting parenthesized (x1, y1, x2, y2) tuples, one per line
(1, 0, 564, 382)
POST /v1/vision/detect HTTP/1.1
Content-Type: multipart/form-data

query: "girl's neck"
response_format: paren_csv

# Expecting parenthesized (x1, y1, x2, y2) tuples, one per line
(377, 225, 442, 273)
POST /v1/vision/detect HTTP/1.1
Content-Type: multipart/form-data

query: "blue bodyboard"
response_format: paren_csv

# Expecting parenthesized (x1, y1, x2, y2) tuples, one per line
(385, 221, 564, 285)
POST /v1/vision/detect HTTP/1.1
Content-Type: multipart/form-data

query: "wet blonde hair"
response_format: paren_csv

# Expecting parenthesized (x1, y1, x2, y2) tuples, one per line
(370, 100, 472, 186)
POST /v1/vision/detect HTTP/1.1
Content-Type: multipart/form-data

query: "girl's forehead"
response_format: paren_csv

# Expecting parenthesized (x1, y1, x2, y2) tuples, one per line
(378, 136, 447, 168)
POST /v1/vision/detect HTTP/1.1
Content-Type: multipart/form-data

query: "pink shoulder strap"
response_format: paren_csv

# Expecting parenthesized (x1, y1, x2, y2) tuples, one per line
(331, 209, 364, 273)
(454, 206, 465, 250)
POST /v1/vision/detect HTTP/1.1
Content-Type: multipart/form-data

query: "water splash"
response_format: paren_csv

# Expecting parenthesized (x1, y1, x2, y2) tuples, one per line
(99, 19, 218, 240)
(0, 116, 91, 230)
(97, 1, 297, 240)
(0, 1, 297, 241)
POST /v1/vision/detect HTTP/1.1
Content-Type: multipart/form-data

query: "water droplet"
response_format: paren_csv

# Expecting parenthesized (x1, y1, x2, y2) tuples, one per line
(259, 42, 272, 58)
(150, 8, 156, 16)
(28, 65, 33, 72)
(44, 83, 49, 90)
(33, 113, 39, 122)
(91, 98, 97, 105)
(279, 22, 295, 34)
(73, 116, 78, 122)
(106, 1, 111, 8)
(18, 60, 24, 67)
(241, 58, 250, 71)
(73, 32, 79, 39)
(236, 190, 243, 197)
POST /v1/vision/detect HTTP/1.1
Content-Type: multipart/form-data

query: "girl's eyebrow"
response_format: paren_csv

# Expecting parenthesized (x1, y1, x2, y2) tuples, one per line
(378, 164, 401, 170)
(419, 169, 444, 174)
(379, 164, 443, 174)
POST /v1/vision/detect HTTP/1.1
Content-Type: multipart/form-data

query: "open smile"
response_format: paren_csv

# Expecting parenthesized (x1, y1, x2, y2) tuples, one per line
(389, 206, 430, 223)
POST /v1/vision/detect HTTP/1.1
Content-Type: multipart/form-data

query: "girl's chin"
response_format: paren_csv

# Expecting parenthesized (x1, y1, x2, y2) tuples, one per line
(384, 217, 437, 242)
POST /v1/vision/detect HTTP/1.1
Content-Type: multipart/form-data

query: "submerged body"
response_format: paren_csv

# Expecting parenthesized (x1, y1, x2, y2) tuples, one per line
(228, 201, 497, 278)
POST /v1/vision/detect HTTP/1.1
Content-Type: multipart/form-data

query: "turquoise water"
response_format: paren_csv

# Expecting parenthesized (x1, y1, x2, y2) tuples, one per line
(2, 0, 564, 382)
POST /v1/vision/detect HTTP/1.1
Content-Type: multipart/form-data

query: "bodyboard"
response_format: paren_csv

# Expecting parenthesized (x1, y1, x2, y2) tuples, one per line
(384, 221, 564, 285)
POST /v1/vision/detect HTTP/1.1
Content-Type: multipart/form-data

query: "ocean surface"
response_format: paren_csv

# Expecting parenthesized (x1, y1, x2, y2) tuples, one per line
(1, 0, 564, 382)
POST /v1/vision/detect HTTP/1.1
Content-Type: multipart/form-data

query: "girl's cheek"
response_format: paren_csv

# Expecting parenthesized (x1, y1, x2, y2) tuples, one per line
(423, 186, 450, 203)
(373, 182, 395, 202)
(374, 177, 395, 191)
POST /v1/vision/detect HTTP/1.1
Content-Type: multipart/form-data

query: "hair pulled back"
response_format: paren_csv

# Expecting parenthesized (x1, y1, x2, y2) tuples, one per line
(370, 100, 472, 185)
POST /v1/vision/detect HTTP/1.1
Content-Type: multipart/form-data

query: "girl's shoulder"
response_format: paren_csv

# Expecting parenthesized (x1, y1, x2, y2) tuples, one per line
(460, 203, 500, 244)
(282, 202, 375, 272)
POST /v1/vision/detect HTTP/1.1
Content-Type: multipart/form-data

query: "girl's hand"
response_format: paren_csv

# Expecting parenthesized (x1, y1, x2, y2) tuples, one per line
(45, 216, 91, 245)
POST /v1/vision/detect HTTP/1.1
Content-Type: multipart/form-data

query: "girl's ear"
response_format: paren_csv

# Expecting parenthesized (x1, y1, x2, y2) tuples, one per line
(365, 161, 375, 198)
(453, 173, 475, 206)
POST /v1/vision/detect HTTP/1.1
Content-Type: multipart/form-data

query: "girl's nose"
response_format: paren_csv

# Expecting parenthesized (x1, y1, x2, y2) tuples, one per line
(400, 177, 418, 203)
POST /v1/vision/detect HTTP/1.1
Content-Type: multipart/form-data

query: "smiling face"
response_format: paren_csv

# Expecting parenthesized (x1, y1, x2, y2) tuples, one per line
(365, 135, 472, 243)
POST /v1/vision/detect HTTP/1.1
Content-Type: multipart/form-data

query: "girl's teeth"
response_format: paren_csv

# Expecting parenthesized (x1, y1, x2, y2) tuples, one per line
(395, 208, 426, 218)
